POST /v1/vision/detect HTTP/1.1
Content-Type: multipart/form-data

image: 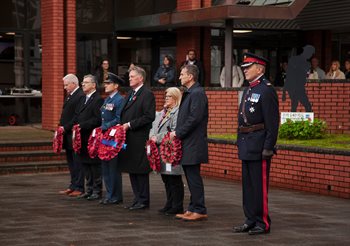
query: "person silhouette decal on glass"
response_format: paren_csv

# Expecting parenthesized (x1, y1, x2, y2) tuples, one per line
(283, 45, 315, 112)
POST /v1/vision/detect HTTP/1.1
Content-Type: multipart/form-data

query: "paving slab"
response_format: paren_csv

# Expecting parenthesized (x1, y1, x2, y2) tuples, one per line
(0, 172, 349, 246)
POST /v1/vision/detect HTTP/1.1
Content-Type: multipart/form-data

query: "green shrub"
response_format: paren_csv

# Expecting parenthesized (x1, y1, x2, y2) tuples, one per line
(279, 118, 327, 140)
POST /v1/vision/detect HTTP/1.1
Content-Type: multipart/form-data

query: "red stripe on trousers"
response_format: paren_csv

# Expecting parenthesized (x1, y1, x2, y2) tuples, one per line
(262, 159, 269, 231)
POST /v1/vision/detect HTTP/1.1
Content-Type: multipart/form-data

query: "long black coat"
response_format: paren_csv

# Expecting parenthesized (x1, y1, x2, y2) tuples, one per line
(118, 85, 155, 174)
(59, 88, 85, 150)
(74, 91, 104, 163)
(175, 82, 208, 165)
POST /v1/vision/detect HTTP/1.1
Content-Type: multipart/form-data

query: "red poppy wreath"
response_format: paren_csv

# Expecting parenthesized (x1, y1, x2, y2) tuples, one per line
(72, 124, 82, 154)
(98, 125, 126, 161)
(145, 140, 161, 172)
(87, 127, 103, 158)
(160, 132, 182, 166)
(53, 126, 64, 154)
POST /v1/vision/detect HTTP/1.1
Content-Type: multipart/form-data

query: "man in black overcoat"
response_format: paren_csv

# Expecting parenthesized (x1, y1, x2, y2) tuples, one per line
(119, 66, 156, 210)
(58, 74, 85, 196)
(233, 53, 279, 235)
(74, 74, 104, 200)
(170, 64, 209, 221)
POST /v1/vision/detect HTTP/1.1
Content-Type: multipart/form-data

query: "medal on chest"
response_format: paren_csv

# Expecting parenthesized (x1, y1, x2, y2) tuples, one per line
(105, 103, 114, 111)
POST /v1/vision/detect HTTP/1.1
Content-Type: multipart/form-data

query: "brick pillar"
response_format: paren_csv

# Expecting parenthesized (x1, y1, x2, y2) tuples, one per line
(176, 27, 211, 86)
(65, 1, 76, 73)
(177, 0, 201, 11)
(41, 0, 76, 130)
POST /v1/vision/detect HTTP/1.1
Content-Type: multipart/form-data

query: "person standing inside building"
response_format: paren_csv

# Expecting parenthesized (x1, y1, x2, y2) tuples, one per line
(74, 75, 104, 201)
(220, 55, 244, 88)
(154, 55, 176, 87)
(181, 49, 205, 85)
(233, 53, 279, 235)
(344, 59, 350, 79)
(95, 58, 111, 85)
(171, 64, 208, 222)
(58, 74, 85, 197)
(149, 87, 184, 216)
(99, 72, 125, 205)
(119, 66, 156, 210)
(308, 57, 325, 80)
(326, 60, 346, 79)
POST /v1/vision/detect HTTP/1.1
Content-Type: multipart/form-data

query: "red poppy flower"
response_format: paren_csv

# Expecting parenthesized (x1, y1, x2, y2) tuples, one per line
(72, 124, 82, 154)
(87, 127, 103, 158)
(98, 125, 126, 161)
(160, 132, 182, 166)
(53, 126, 64, 154)
(145, 140, 161, 172)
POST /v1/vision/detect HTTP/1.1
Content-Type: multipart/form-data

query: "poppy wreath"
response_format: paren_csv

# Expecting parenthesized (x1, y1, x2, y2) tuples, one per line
(87, 127, 103, 158)
(98, 125, 126, 161)
(160, 132, 182, 166)
(53, 126, 64, 154)
(72, 124, 82, 154)
(145, 140, 161, 172)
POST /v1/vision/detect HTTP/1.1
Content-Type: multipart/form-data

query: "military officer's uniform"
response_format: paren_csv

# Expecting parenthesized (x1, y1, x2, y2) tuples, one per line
(235, 53, 279, 235)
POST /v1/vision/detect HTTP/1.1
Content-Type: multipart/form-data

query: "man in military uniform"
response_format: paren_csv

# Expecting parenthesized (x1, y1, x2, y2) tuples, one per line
(99, 72, 125, 205)
(233, 53, 279, 235)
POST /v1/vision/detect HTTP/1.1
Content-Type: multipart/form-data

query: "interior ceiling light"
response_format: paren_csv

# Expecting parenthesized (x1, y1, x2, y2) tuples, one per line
(116, 36, 132, 40)
(6, 32, 16, 35)
(233, 30, 253, 33)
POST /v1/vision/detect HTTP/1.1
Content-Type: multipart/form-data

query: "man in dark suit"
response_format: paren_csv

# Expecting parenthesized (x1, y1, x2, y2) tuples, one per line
(233, 53, 279, 235)
(181, 49, 205, 86)
(119, 66, 155, 210)
(59, 74, 85, 197)
(170, 64, 209, 221)
(74, 74, 104, 200)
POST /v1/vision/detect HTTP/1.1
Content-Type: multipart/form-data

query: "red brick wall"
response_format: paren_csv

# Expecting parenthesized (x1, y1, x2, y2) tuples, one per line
(177, 0, 201, 11)
(41, 0, 76, 130)
(203, 141, 350, 199)
(41, 0, 65, 130)
(153, 82, 350, 135)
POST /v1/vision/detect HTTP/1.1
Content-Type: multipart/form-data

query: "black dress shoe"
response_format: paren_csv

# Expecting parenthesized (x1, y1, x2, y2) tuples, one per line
(233, 223, 254, 233)
(77, 193, 91, 199)
(87, 194, 101, 201)
(129, 203, 149, 210)
(158, 207, 171, 214)
(124, 202, 137, 209)
(165, 208, 184, 216)
(248, 226, 270, 235)
(102, 199, 123, 205)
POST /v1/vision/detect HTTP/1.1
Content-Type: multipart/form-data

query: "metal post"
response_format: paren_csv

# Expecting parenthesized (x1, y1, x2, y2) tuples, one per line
(224, 19, 233, 87)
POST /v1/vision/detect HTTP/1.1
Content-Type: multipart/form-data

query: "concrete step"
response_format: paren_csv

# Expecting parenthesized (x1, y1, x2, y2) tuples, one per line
(0, 150, 66, 163)
(0, 160, 68, 175)
(0, 140, 53, 152)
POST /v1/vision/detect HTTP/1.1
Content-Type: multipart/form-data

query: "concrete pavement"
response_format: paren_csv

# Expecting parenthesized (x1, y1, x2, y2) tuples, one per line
(0, 172, 349, 246)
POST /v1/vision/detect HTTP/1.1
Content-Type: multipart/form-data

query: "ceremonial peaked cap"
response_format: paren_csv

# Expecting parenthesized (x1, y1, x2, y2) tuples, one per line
(241, 53, 268, 68)
(104, 72, 125, 85)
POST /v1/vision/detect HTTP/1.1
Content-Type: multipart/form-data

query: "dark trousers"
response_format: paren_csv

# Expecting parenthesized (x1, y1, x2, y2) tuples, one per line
(66, 149, 84, 192)
(101, 158, 123, 201)
(82, 162, 102, 196)
(242, 159, 271, 230)
(129, 173, 150, 206)
(161, 174, 184, 210)
(182, 164, 207, 214)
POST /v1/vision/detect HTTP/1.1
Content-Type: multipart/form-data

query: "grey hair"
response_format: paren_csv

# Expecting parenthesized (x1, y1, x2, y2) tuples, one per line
(83, 74, 98, 89)
(63, 74, 79, 85)
(129, 66, 146, 81)
(181, 64, 199, 82)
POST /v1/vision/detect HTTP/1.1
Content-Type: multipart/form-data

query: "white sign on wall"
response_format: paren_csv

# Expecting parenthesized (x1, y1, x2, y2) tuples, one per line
(280, 112, 314, 124)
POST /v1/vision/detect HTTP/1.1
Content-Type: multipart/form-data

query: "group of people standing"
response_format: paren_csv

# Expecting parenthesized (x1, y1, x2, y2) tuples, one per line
(58, 64, 210, 222)
(58, 51, 280, 235)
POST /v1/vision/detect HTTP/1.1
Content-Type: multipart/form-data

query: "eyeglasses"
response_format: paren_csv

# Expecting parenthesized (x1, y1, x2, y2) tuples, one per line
(81, 81, 93, 85)
(165, 95, 173, 98)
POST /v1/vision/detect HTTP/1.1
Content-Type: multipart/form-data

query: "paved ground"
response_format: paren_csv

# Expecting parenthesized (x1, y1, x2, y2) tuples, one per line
(0, 172, 349, 246)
